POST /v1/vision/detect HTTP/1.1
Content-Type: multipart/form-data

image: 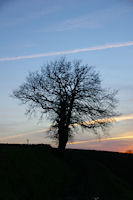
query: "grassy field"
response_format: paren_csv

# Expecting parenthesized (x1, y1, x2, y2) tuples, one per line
(0, 144, 133, 200)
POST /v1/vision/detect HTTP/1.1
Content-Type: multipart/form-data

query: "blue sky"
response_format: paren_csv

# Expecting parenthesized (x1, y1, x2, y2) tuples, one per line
(0, 0, 133, 152)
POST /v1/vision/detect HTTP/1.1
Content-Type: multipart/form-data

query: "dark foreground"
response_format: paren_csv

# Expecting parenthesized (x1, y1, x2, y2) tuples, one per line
(0, 144, 133, 200)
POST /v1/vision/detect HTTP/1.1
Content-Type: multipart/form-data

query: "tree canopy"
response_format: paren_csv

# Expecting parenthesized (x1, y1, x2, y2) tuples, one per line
(12, 58, 118, 151)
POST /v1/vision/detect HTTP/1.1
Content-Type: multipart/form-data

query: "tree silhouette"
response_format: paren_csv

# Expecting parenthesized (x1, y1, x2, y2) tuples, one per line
(12, 58, 118, 151)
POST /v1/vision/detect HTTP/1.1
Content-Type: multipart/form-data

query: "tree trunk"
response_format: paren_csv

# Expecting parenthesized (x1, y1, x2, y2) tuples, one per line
(58, 128, 68, 153)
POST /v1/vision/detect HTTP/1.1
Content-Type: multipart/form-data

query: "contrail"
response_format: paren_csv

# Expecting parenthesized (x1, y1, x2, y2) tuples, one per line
(0, 113, 133, 142)
(68, 114, 133, 145)
(70, 114, 133, 127)
(0, 41, 133, 62)
(0, 128, 50, 142)
(67, 135, 133, 145)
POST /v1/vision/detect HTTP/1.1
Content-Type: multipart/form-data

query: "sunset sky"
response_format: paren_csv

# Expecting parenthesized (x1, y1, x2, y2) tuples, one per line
(0, 0, 133, 152)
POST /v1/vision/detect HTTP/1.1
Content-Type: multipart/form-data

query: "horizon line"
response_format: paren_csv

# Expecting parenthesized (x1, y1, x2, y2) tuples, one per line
(0, 41, 133, 62)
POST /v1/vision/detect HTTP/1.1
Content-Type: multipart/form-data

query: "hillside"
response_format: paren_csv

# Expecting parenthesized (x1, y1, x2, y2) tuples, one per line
(0, 144, 133, 200)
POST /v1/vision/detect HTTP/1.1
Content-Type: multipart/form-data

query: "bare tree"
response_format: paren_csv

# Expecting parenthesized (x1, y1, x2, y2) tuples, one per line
(12, 58, 118, 151)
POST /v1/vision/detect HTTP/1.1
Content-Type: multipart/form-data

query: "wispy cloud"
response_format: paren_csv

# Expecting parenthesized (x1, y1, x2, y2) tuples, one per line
(0, 128, 50, 142)
(38, 5, 133, 32)
(0, 113, 133, 142)
(39, 15, 100, 32)
(84, 113, 133, 126)
(67, 134, 133, 145)
(68, 114, 133, 145)
(0, 41, 133, 62)
(67, 132, 133, 153)
(30, 6, 60, 19)
(1, 5, 60, 27)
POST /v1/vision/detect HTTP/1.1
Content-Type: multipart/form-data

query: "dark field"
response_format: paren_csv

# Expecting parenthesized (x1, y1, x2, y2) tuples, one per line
(0, 144, 133, 200)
